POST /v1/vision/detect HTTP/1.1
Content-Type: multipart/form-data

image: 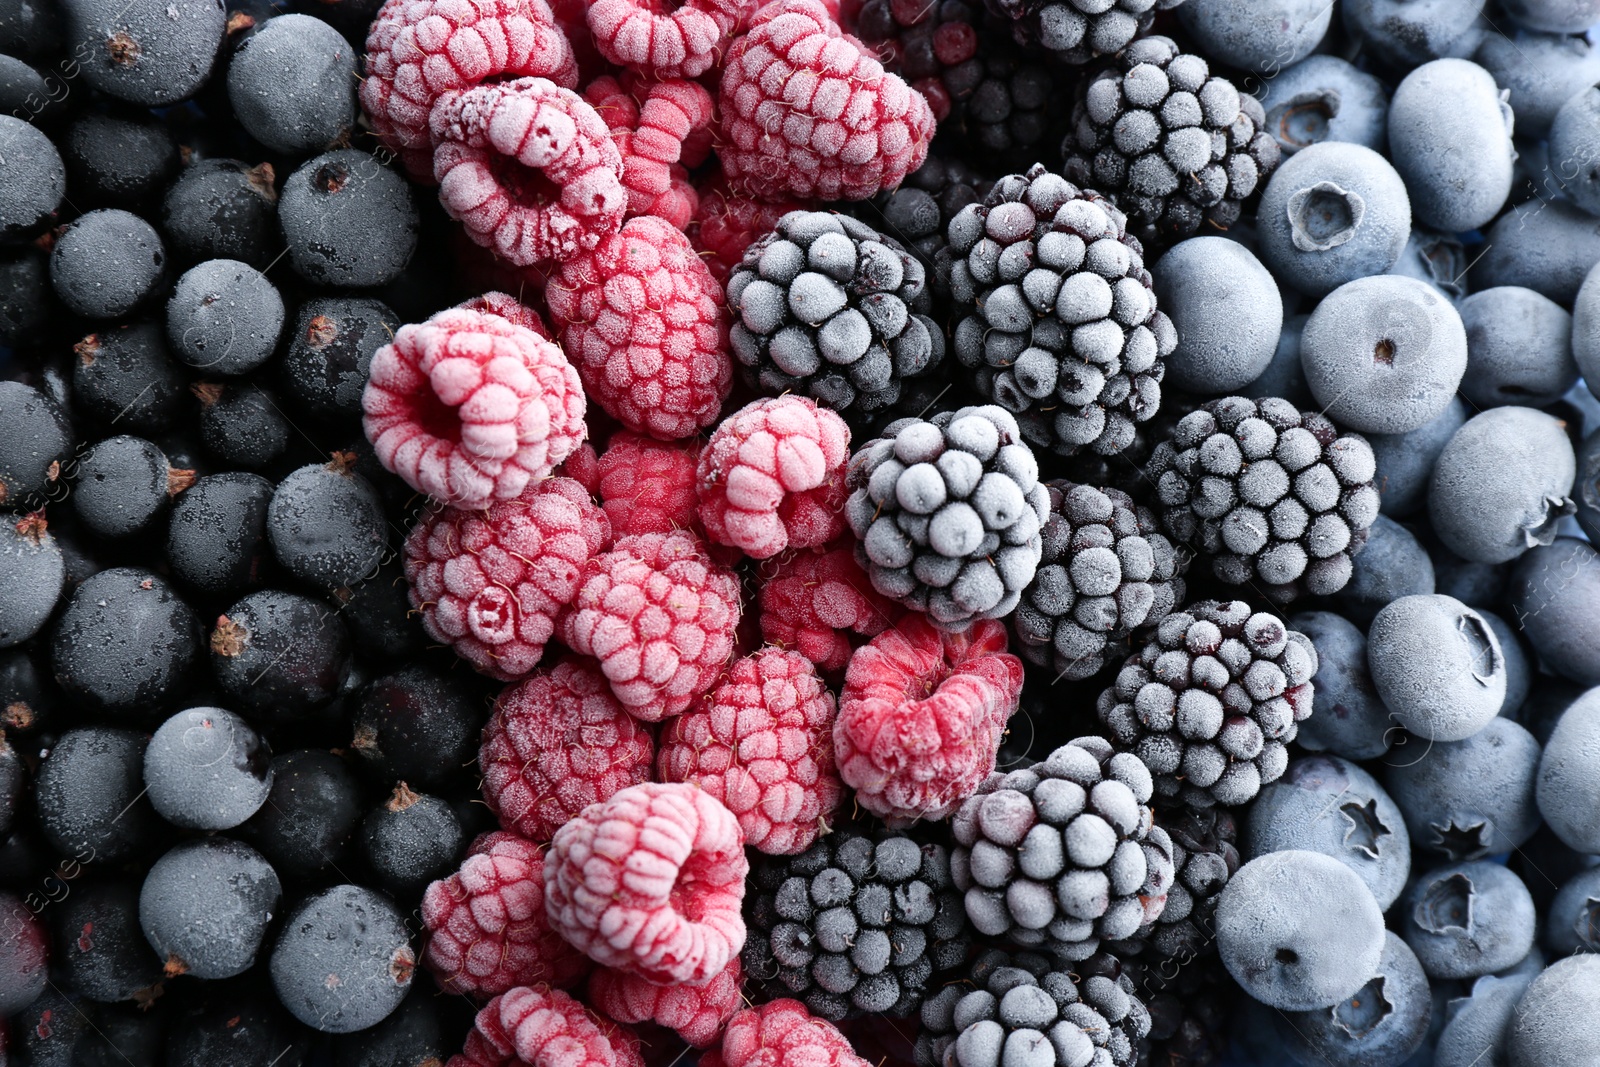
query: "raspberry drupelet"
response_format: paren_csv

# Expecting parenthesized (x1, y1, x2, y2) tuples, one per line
(690, 175, 809, 286)
(757, 542, 897, 674)
(404, 477, 611, 680)
(585, 76, 716, 230)
(459, 290, 554, 339)
(703, 1000, 872, 1067)
(450, 986, 645, 1067)
(588, 958, 744, 1048)
(586, 0, 757, 79)
(595, 431, 703, 538)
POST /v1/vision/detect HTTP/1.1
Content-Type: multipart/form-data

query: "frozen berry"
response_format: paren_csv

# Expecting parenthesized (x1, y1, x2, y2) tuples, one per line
(165, 472, 273, 595)
(0, 892, 47, 1015)
(161, 158, 279, 268)
(70, 324, 187, 436)
(279, 149, 418, 288)
(332, 989, 445, 1067)
(702, 1000, 870, 1067)
(589, 957, 744, 1048)
(62, 0, 225, 106)
(50, 208, 166, 319)
(194, 381, 291, 470)
(0, 381, 71, 505)
(0, 114, 62, 241)
(280, 297, 399, 418)
(266, 455, 386, 590)
(459, 986, 643, 1067)
(241, 749, 365, 881)
(351, 666, 482, 790)
(50, 567, 201, 717)
(166, 259, 284, 375)
(139, 836, 281, 980)
(53, 880, 163, 1005)
(361, 782, 464, 896)
(60, 109, 179, 211)
(594, 431, 702, 538)
(270, 884, 415, 1032)
(70, 435, 187, 540)
(0, 509, 63, 648)
(585, 0, 753, 79)
(756, 543, 897, 676)
(227, 13, 357, 155)
(210, 590, 353, 719)
(34, 727, 160, 862)
(144, 706, 273, 830)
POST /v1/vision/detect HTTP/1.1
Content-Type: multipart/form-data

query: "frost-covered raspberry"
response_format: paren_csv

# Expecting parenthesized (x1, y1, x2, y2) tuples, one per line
(658, 648, 843, 855)
(546, 214, 731, 441)
(363, 305, 586, 510)
(481, 659, 655, 843)
(718, 0, 936, 202)
(586, 0, 755, 78)
(589, 958, 744, 1048)
(698, 397, 851, 560)
(545, 782, 749, 985)
(835, 614, 1023, 824)
(757, 544, 897, 675)
(459, 291, 554, 339)
(361, 0, 579, 182)
(422, 832, 591, 997)
(585, 76, 715, 229)
(595, 431, 702, 539)
(404, 478, 611, 680)
(691, 176, 809, 286)
(454, 986, 644, 1067)
(703, 1000, 871, 1067)
(432, 77, 627, 267)
(561, 531, 742, 722)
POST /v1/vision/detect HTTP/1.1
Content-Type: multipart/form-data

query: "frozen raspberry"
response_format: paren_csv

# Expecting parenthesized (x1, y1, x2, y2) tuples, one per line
(545, 782, 749, 985)
(559, 439, 603, 497)
(597, 431, 703, 538)
(689, 176, 810, 286)
(718, 0, 935, 202)
(658, 648, 843, 854)
(757, 543, 897, 674)
(586, 0, 756, 79)
(702, 1000, 870, 1067)
(432, 77, 627, 267)
(460, 291, 554, 339)
(834, 614, 1023, 825)
(588, 958, 744, 1048)
(456, 987, 644, 1067)
(362, 0, 579, 183)
(560, 531, 742, 722)
(422, 832, 591, 997)
(697, 397, 851, 561)
(546, 215, 732, 441)
(364, 305, 587, 509)
(585, 76, 716, 229)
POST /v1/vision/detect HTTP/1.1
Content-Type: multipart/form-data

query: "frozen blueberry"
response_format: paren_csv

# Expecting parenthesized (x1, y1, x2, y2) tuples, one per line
(1537, 687, 1600, 851)
(1501, 0, 1600, 32)
(51, 567, 201, 717)
(1573, 261, 1600, 397)
(53, 880, 165, 1004)
(50, 208, 166, 319)
(1546, 867, 1600, 956)
(1516, 676, 1588, 746)
(61, 109, 181, 211)
(1367, 594, 1505, 743)
(1511, 538, 1600, 687)
(267, 457, 386, 589)
(62, 0, 225, 106)
(269, 884, 413, 1032)
(1175, 0, 1330, 72)
(1576, 427, 1600, 544)
(1393, 226, 1469, 303)
(1429, 407, 1575, 565)
(1342, 0, 1487, 69)
(279, 297, 398, 417)
(34, 727, 160, 862)
(1288, 611, 1392, 760)
(1506, 954, 1600, 1066)
(1240, 313, 1314, 406)
(166, 471, 273, 596)
(1399, 861, 1536, 980)
(360, 783, 464, 896)
(1152, 237, 1283, 394)
(144, 707, 273, 830)
(1257, 55, 1389, 157)
(1216, 849, 1387, 1011)
(1333, 515, 1435, 627)
(0, 114, 62, 241)
(1435, 970, 1536, 1067)
(0, 895, 47, 1016)
(1256, 142, 1412, 298)
(241, 749, 364, 880)
(1272, 931, 1431, 1067)
(139, 836, 281, 979)
(1457, 287, 1576, 408)
(211, 589, 353, 719)
(1481, 610, 1532, 717)
(1366, 396, 1467, 519)
(0, 0, 60, 59)
(279, 149, 417, 288)
(1300, 274, 1467, 434)
(0, 508, 62, 648)
(1388, 60, 1514, 232)
(1479, 32, 1600, 139)
(227, 14, 356, 155)
(71, 435, 183, 540)
(1473, 198, 1600, 305)
(162, 158, 280, 268)
(167, 259, 285, 375)
(70, 323, 189, 436)
(1386, 716, 1542, 862)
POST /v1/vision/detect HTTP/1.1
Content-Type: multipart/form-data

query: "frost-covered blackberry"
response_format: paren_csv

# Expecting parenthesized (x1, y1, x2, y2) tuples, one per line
(1122, 805, 1238, 963)
(1145, 396, 1380, 601)
(1013, 480, 1186, 681)
(985, 0, 1187, 66)
(845, 404, 1049, 629)
(950, 736, 1175, 961)
(728, 210, 945, 419)
(937, 165, 1173, 458)
(1095, 601, 1318, 808)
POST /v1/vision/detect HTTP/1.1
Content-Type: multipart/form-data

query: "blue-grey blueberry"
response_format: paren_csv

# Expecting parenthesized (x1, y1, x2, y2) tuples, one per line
(1574, 426, 1600, 544)
(1459, 287, 1576, 408)
(1500, 0, 1600, 33)
(1289, 611, 1393, 760)
(1428, 407, 1576, 564)
(1547, 87, 1600, 219)
(1241, 313, 1313, 406)
(1570, 259, 1600, 395)
(1388, 60, 1515, 232)
(1506, 954, 1600, 1066)
(1175, 0, 1331, 74)
(1399, 860, 1536, 979)
(1480, 610, 1532, 718)
(1510, 538, 1600, 687)
(1385, 716, 1542, 862)
(1272, 932, 1432, 1067)
(1367, 395, 1468, 518)
(1434, 970, 1537, 1067)
(1477, 31, 1600, 138)
(1537, 687, 1600, 851)
(1342, 0, 1488, 69)
(1152, 237, 1283, 394)
(1393, 227, 1468, 303)
(1472, 198, 1600, 305)
(1367, 594, 1506, 743)
(1258, 56, 1389, 157)
(1333, 514, 1436, 626)
(1546, 867, 1600, 956)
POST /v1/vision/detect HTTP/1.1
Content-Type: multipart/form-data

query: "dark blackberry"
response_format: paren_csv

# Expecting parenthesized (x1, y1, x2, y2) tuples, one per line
(72, 323, 190, 435)
(165, 471, 273, 595)
(0, 647, 61, 738)
(0, 890, 47, 1014)
(194, 381, 291, 469)
(1061, 37, 1279, 244)
(140, 836, 282, 979)
(165, 978, 314, 1067)
(946, 29, 1062, 164)
(62, 0, 226, 106)
(267, 454, 387, 590)
(1095, 600, 1317, 809)
(279, 296, 400, 418)
(845, 404, 1048, 628)
(50, 567, 201, 717)
(240, 749, 364, 880)
(937, 165, 1174, 458)
(727, 209, 945, 419)
(1144, 396, 1380, 601)
(0, 509, 63, 647)
(950, 735, 1174, 960)
(0, 380, 73, 504)
(227, 13, 358, 155)
(330, 988, 447, 1067)
(915, 947, 1151, 1067)
(327, 559, 428, 663)
(0, 247, 51, 346)
(53, 880, 165, 1004)
(360, 781, 465, 896)
(279, 149, 419, 289)
(350, 666, 482, 791)
(71, 435, 191, 540)
(144, 706, 274, 830)
(161, 158, 280, 268)
(1013, 481, 1186, 682)
(34, 727, 161, 862)
(1126, 953, 1233, 1067)
(985, 0, 1183, 64)
(861, 153, 993, 265)
(50, 207, 168, 320)
(269, 884, 415, 1032)
(0, 732, 20, 837)
(61, 109, 182, 210)
(167, 259, 285, 375)
(744, 827, 970, 1020)
(1114, 805, 1237, 965)
(211, 589, 353, 717)
(0, 115, 63, 241)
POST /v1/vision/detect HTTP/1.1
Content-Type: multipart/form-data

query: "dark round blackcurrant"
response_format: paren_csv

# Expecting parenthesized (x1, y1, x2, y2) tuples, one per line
(360, 782, 464, 896)
(34, 726, 160, 862)
(51, 567, 201, 717)
(210, 589, 353, 718)
(165, 471, 273, 596)
(267, 455, 386, 590)
(240, 748, 364, 881)
(351, 666, 482, 790)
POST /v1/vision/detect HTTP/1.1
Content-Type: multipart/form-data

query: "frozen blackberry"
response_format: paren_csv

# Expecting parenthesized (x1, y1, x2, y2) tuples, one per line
(360, 782, 465, 896)
(210, 590, 353, 719)
(1144, 396, 1380, 601)
(0, 114, 63, 241)
(166, 471, 273, 595)
(279, 297, 399, 418)
(33, 727, 160, 861)
(1095, 600, 1317, 809)
(350, 666, 482, 791)
(194, 381, 291, 469)
(331, 988, 445, 1067)
(227, 13, 357, 155)
(61, 109, 180, 210)
(51, 567, 201, 717)
(267, 455, 386, 590)
(241, 749, 364, 880)
(950, 735, 1175, 960)
(915, 947, 1151, 1067)
(167, 259, 285, 375)
(71, 324, 189, 435)
(743, 828, 970, 1020)
(162, 159, 280, 268)
(71, 435, 189, 540)
(279, 149, 418, 289)
(53, 880, 165, 1004)
(0, 380, 72, 504)
(62, 0, 225, 106)
(985, 0, 1186, 64)
(0, 247, 50, 346)
(1013, 480, 1186, 682)
(860, 154, 993, 265)
(1126, 954, 1232, 1067)
(727, 210, 945, 419)
(1061, 37, 1279, 244)
(845, 404, 1049, 628)
(140, 836, 281, 979)
(1118, 805, 1237, 964)
(936, 165, 1175, 458)
(50, 207, 167, 319)
(0, 509, 63, 648)
(270, 884, 414, 1032)
(144, 706, 273, 830)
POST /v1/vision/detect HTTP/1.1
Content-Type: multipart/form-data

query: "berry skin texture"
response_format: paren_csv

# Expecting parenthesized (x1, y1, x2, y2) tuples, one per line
(698, 397, 851, 560)
(544, 782, 749, 985)
(702, 1000, 871, 1067)
(363, 305, 587, 510)
(270, 884, 414, 1033)
(835, 615, 1022, 825)
(139, 837, 281, 981)
(757, 544, 896, 675)
(546, 214, 732, 441)
(658, 648, 844, 855)
(718, 0, 936, 202)
(454, 986, 644, 1067)
(361, 0, 579, 183)
(480, 658, 656, 844)
(690, 178, 808, 286)
(584, 76, 715, 229)
(404, 477, 612, 681)
(595, 431, 702, 538)
(560, 531, 742, 722)
(588, 958, 744, 1047)
(422, 832, 590, 997)
(587, 0, 754, 79)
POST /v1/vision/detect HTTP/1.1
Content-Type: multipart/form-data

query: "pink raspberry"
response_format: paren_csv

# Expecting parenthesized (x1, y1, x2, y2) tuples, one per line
(544, 782, 748, 985)
(560, 531, 742, 722)
(697, 396, 850, 561)
(689, 176, 808, 286)
(459, 291, 554, 339)
(558, 439, 603, 498)
(364, 305, 587, 510)
(717, 0, 935, 202)
(756, 543, 896, 674)
(546, 215, 731, 441)
(702, 1001, 870, 1067)
(596, 431, 703, 538)
(432, 77, 627, 267)
(588, 957, 744, 1048)
(450, 987, 644, 1067)
(481, 658, 656, 843)
(586, 0, 757, 79)
(361, 0, 579, 183)
(422, 832, 591, 997)
(585, 76, 716, 229)
(657, 648, 843, 854)
(833, 614, 1023, 825)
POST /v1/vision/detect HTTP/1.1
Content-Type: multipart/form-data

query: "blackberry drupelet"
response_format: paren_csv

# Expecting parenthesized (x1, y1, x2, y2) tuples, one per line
(743, 828, 970, 1021)
(1061, 37, 1278, 244)
(1125, 954, 1233, 1067)
(1095, 600, 1317, 809)
(1013, 480, 1186, 682)
(861, 154, 993, 265)
(727, 210, 945, 420)
(1144, 396, 1380, 601)
(984, 0, 1186, 65)
(1114, 805, 1238, 965)
(936, 165, 1175, 458)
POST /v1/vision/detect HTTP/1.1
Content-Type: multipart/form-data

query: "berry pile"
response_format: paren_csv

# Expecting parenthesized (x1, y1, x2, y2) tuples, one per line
(4, 1, 1600, 1066)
